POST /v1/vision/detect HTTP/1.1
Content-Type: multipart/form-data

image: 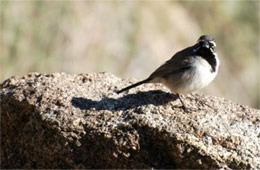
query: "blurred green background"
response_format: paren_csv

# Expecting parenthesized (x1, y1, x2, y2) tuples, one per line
(0, 1, 259, 108)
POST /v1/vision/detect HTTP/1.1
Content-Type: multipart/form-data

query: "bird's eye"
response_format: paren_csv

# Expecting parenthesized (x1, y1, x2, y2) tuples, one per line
(209, 41, 216, 47)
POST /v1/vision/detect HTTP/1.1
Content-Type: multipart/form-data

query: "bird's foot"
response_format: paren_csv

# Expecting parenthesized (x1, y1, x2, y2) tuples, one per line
(190, 93, 217, 111)
(176, 94, 198, 112)
(181, 104, 198, 112)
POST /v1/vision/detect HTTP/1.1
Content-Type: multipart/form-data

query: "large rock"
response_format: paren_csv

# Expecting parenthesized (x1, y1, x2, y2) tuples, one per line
(1, 72, 259, 169)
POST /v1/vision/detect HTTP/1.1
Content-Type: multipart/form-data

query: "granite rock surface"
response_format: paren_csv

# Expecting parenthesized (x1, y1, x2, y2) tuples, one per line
(1, 72, 259, 168)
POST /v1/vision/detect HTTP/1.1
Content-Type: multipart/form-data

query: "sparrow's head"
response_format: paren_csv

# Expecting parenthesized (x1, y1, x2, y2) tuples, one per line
(194, 35, 216, 54)
(194, 35, 219, 73)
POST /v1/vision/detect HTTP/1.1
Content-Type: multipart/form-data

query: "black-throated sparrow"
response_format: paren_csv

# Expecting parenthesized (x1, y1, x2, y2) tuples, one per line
(117, 35, 220, 109)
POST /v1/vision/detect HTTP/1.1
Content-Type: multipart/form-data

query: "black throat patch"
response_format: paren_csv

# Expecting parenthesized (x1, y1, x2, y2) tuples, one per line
(197, 47, 217, 72)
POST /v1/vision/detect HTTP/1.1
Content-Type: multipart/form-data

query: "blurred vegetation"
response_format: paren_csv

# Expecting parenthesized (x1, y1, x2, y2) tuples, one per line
(0, 1, 259, 108)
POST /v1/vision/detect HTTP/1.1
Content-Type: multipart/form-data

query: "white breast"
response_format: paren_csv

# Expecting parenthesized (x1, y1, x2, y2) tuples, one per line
(162, 55, 219, 94)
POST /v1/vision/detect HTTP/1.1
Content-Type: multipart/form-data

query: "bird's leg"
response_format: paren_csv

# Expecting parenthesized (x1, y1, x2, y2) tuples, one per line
(176, 94, 187, 110)
(177, 94, 198, 112)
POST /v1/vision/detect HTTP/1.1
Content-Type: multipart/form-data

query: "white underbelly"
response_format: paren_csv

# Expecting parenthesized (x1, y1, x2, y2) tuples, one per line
(161, 60, 218, 94)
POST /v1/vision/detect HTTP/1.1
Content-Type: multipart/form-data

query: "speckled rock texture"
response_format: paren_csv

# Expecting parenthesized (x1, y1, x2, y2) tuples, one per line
(1, 72, 259, 169)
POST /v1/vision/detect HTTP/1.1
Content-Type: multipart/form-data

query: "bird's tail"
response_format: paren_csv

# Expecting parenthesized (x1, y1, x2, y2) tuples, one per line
(116, 78, 151, 94)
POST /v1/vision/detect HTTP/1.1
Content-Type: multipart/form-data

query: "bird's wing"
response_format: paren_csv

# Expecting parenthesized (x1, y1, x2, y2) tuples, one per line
(149, 46, 195, 79)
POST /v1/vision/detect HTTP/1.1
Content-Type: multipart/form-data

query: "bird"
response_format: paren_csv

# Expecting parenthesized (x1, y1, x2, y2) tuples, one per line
(116, 35, 220, 110)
